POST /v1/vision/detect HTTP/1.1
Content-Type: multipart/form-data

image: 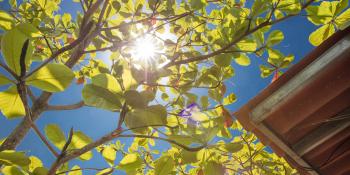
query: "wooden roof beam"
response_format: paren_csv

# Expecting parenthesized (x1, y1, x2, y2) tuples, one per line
(250, 35, 350, 123)
(253, 122, 320, 175)
(293, 110, 350, 156)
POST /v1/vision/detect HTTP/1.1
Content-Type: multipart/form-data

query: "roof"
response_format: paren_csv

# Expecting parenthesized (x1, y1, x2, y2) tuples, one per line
(234, 26, 350, 175)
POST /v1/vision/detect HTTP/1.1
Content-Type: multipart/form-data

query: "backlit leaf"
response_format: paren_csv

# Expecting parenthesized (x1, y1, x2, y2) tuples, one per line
(203, 161, 225, 175)
(125, 105, 167, 132)
(267, 30, 284, 46)
(68, 165, 82, 175)
(102, 145, 116, 165)
(69, 131, 93, 160)
(27, 156, 43, 172)
(1, 166, 24, 175)
(223, 93, 236, 105)
(309, 24, 335, 46)
(154, 155, 175, 175)
(237, 39, 257, 52)
(44, 124, 66, 150)
(27, 64, 74, 92)
(118, 153, 143, 171)
(0, 74, 11, 86)
(335, 9, 350, 30)
(0, 150, 30, 166)
(0, 10, 14, 30)
(16, 23, 41, 38)
(91, 73, 122, 93)
(223, 142, 243, 153)
(234, 54, 250, 66)
(32, 167, 49, 175)
(0, 86, 25, 119)
(1, 27, 33, 75)
(125, 90, 146, 108)
(62, 13, 72, 27)
(82, 84, 123, 111)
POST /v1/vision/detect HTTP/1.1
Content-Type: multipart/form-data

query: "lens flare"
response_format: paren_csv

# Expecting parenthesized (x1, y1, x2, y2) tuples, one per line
(132, 35, 157, 61)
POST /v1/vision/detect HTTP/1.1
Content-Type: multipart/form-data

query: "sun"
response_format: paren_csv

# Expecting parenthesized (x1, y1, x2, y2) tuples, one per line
(131, 35, 158, 61)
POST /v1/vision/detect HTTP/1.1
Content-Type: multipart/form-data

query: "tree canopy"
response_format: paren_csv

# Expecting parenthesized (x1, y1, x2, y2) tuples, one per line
(0, 0, 349, 174)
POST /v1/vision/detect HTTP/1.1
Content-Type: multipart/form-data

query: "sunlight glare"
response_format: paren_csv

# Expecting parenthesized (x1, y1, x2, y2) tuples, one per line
(132, 35, 157, 61)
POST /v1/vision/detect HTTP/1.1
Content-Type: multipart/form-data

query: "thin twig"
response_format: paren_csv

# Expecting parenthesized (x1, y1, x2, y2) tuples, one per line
(31, 123, 59, 157)
(0, 61, 19, 80)
(46, 101, 85, 111)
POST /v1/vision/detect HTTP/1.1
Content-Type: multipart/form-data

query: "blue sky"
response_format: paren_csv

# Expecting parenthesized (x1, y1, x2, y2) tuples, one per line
(0, 0, 317, 174)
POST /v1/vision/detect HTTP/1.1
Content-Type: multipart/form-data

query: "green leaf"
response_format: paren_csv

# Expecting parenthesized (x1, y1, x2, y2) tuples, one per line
(27, 64, 74, 92)
(190, 0, 207, 10)
(102, 145, 116, 165)
(223, 142, 243, 153)
(1, 27, 33, 75)
(69, 131, 93, 160)
(267, 30, 284, 46)
(161, 93, 169, 102)
(200, 96, 209, 110)
(309, 24, 335, 46)
(234, 54, 250, 66)
(154, 155, 175, 175)
(306, 4, 333, 25)
(118, 153, 143, 171)
(268, 48, 283, 60)
(27, 156, 43, 172)
(9, 0, 17, 8)
(203, 161, 225, 175)
(208, 89, 222, 102)
(223, 93, 236, 105)
(179, 150, 199, 164)
(68, 165, 82, 175)
(277, 0, 301, 14)
(16, 23, 41, 38)
(0, 74, 11, 86)
(280, 54, 295, 68)
(125, 105, 167, 132)
(44, 124, 66, 150)
(251, 0, 269, 17)
(214, 54, 231, 67)
(82, 84, 123, 111)
(62, 13, 72, 27)
(112, 1, 121, 12)
(335, 0, 348, 15)
(0, 150, 30, 166)
(237, 39, 257, 52)
(122, 66, 138, 90)
(1, 166, 24, 175)
(32, 167, 49, 175)
(96, 168, 113, 175)
(168, 135, 200, 146)
(274, 9, 284, 19)
(259, 65, 274, 78)
(125, 90, 146, 108)
(0, 86, 25, 119)
(335, 9, 350, 30)
(91, 73, 122, 93)
(0, 10, 14, 30)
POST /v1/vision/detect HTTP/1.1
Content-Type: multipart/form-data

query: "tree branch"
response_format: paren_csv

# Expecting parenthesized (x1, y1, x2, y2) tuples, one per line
(47, 123, 201, 174)
(0, 61, 19, 80)
(163, 0, 316, 68)
(56, 167, 110, 175)
(46, 101, 85, 111)
(0, 0, 104, 153)
(31, 123, 59, 157)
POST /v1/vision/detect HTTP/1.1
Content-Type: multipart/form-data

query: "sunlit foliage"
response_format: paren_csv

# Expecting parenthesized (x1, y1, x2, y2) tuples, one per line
(0, 0, 349, 174)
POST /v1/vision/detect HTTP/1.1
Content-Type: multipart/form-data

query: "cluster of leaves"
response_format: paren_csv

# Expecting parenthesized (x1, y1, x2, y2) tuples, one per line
(0, 0, 349, 175)
(307, 0, 350, 46)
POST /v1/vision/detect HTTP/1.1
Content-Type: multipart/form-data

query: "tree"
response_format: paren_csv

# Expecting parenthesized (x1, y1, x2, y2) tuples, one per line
(0, 0, 349, 174)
